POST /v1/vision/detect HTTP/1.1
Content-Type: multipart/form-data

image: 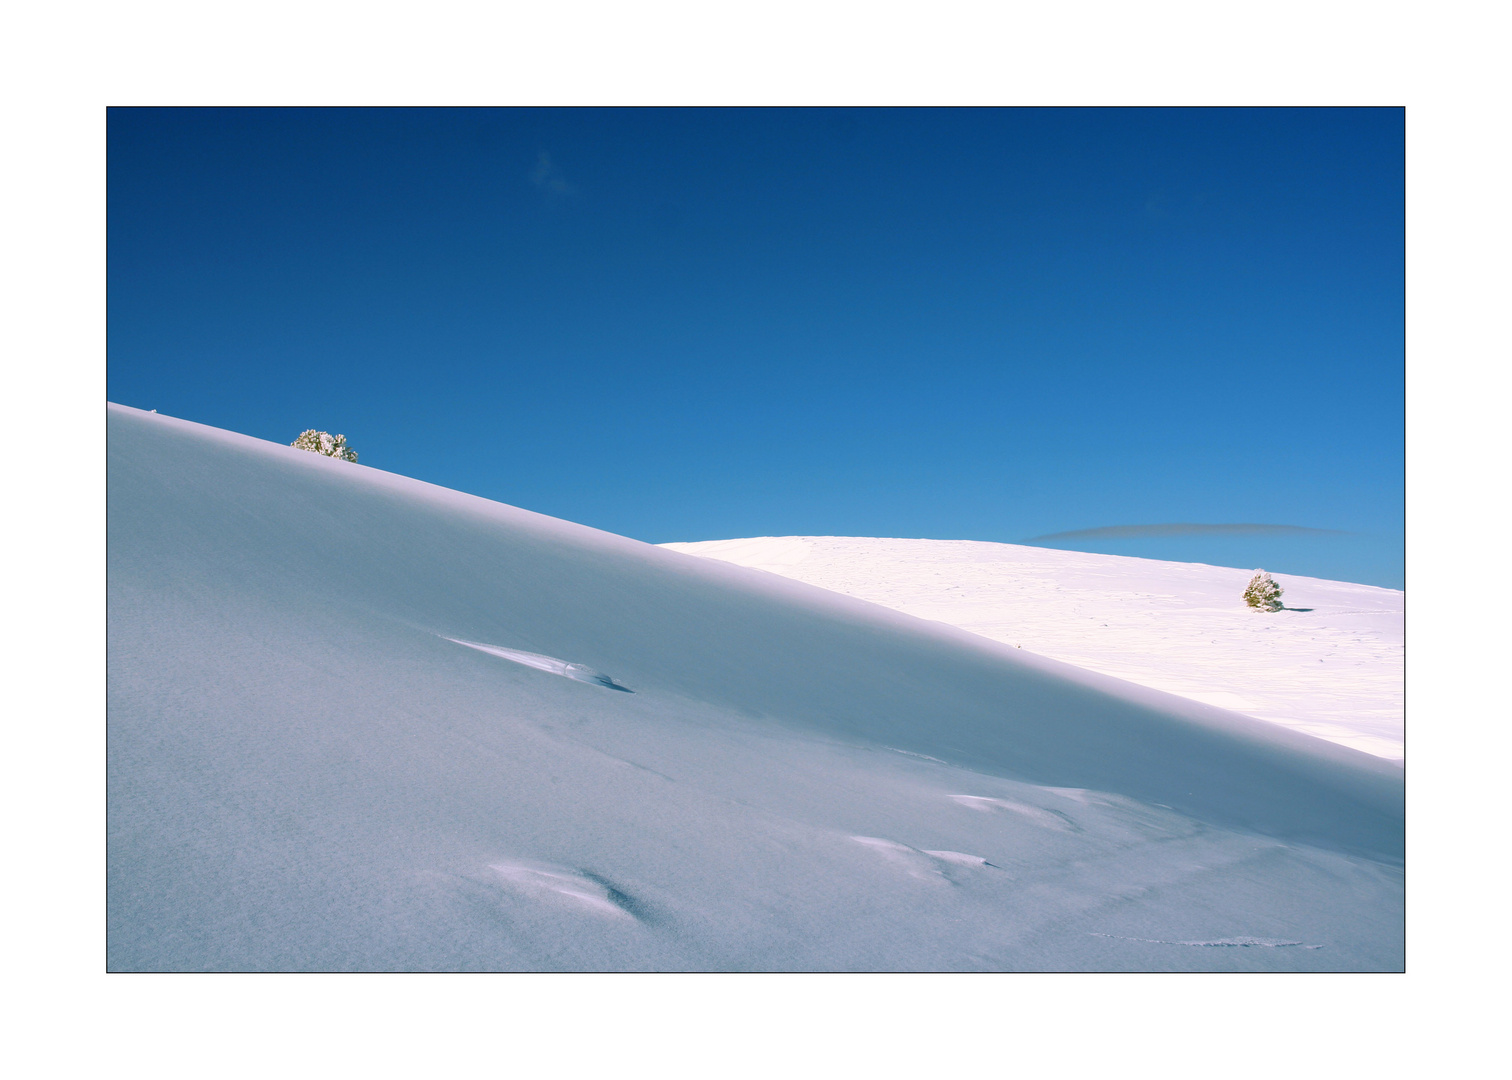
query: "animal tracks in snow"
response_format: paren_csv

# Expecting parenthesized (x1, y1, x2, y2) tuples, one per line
(446, 638, 634, 692)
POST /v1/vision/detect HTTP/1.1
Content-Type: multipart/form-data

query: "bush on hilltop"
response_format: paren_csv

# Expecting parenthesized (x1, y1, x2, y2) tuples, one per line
(291, 429, 358, 462)
(1243, 570, 1284, 612)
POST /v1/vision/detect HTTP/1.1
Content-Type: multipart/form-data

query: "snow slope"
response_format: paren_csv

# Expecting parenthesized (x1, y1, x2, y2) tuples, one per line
(663, 537, 1404, 760)
(108, 405, 1403, 971)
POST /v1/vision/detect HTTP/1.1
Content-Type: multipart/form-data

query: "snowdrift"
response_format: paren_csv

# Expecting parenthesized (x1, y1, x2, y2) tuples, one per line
(662, 536, 1405, 759)
(107, 405, 1403, 971)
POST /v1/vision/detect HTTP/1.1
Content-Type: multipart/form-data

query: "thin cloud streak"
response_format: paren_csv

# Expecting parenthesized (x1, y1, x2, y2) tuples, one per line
(530, 150, 574, 195)
(1025, 523, 1350, 542)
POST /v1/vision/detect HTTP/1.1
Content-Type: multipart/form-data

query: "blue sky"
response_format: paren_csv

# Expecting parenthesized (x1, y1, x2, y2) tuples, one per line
(108, 107, 1403, 587)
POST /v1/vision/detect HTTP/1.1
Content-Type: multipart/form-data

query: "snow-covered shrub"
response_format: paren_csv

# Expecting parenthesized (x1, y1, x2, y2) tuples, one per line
(291, 429, 358, 462)
(1243, 570, 1284, 612)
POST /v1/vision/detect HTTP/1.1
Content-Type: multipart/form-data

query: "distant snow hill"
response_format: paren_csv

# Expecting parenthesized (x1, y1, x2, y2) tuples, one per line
(662, 537, 1404, 761)
(107, 404, 1403, 972)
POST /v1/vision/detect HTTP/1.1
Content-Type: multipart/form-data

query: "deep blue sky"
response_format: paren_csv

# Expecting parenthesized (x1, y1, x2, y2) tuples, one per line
(108, 108, 1404, 587)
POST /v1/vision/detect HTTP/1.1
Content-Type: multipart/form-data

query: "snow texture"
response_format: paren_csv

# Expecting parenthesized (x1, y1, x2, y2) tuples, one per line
(663, 536, 1404, 760)
(108, 405, 1403, 972)
(445, 638, 633, 691)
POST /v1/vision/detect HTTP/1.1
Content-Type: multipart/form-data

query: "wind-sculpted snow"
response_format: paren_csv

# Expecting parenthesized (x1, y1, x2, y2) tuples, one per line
(488, 861, 643, 920)
(446, 638, 634, 691)
(107, 405, 1403, 971)
(850, 836, 1003, 879)
(947, 794, 1081, 832)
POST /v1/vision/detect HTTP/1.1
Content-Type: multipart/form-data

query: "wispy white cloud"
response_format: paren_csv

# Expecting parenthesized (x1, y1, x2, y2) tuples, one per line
(530, 150, 574, 195)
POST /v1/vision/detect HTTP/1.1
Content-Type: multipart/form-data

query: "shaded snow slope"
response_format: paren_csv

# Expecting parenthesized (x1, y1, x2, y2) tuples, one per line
(108, 405, 1403, 971)
(663, 537, 1404, 760)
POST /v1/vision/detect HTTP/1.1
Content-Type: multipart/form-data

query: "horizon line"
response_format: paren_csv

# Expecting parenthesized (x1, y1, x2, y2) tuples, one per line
(1024, 523, 1352, 543)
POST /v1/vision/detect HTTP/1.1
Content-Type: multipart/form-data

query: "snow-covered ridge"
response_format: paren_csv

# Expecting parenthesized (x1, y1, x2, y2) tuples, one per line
(662, 536, 1404, 760)
(107, 405, 1402, 971)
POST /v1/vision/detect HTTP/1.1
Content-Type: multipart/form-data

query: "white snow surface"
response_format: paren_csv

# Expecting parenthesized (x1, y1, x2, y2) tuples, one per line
(445, 638, 635, 691)
(108, 405, 1402, 972)
(663, 536, 1404, 760)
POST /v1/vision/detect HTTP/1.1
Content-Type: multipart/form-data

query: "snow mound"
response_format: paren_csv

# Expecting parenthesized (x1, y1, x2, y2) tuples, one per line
(663, 536, 1404, 759)
(107, 405, 1403, 971)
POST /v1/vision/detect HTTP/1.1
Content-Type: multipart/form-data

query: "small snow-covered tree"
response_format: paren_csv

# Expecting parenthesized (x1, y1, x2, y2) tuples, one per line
(291, 429, 358, 462)
(1243, 570, 1284, 612)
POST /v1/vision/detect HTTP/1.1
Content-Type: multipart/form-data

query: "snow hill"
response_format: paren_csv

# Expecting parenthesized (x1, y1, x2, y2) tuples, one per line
(661, 537, 1404, 761)
(107, 405, 1403, 972)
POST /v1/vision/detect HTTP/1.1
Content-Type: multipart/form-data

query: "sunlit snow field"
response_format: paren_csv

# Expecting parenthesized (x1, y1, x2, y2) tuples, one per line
(663, 537, 1404, 760)
(107, 405, 1403, 972)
